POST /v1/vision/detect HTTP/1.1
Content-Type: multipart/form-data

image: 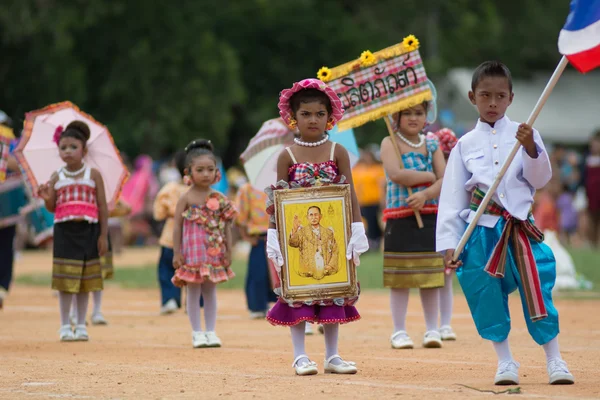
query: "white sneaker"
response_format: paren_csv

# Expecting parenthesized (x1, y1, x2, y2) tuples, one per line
(423, 330, 443, 348)
(439, 325, 457, 341)
(292, 355, 318, 376)
(494, 360, 520, 385)
(91, 313, 108, 325)
(391, 331, 414, 349)
(160, 299, 179, 315)
(547, 358, 575, 385)
(59, 325, 75, 342)
(192, 331, 208, 348)
(205, 331, 222, 347)
(74, 324, 89, 342)
(304, 323, 314, 335)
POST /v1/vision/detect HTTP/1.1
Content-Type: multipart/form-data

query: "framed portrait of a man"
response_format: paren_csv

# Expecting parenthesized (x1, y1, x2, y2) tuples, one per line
(274, 185, 358, 303)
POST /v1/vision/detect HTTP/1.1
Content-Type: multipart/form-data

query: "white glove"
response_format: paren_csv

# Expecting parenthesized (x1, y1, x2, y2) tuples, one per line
(346, 222, 369, 266)
(266, 229, 284, 272)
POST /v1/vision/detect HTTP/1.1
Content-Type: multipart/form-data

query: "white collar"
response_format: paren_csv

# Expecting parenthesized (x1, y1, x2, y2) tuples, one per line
(474, 115, 511, 132)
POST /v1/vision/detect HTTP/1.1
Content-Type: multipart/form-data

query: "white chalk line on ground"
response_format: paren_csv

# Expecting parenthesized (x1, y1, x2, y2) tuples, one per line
(1, 357, 595, 400)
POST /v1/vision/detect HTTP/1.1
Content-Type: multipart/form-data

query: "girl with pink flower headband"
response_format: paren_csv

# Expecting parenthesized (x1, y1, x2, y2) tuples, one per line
(37, 120, 109, 342)
(265, 78, 369, 376)
(171, 139, 237, 349)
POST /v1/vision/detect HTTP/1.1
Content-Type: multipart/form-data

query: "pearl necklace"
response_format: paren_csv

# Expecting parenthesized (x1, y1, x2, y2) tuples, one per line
(294, 133, 329, 147)
(62, 164, 86, 177)
(396, 132, 425, 148)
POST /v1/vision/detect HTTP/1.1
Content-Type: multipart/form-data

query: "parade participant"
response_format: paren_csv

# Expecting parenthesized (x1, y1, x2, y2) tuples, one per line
(38, 121, 109, 341)
(438, 61, 574, 385)
(171, 139, 237, 348)
(266, 79, 368, 375)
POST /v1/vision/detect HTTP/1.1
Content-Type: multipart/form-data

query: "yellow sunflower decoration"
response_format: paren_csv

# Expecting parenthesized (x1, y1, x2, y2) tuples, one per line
(317, 66, 332, 82)
(359, 50, 377, 67)
(402, 35, 419, 52)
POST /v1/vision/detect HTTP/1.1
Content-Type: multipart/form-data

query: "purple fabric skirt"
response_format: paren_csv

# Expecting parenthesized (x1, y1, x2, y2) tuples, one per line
(266, 301, 360, 326)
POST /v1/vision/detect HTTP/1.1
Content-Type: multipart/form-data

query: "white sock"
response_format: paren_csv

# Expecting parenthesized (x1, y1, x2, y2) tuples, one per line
(420, 288, 440, 332)
(323, 324, 342, 365)
(542, 337, 561, 362)
(439, 274, 454, 327)
(186, 284, 202, 332)
(58, 291, 73, 326)
(92, 290, 102, 316)
(493, 339, 514, 363)
(291, 323, 309, 366)
(70, 293, 77, 321)
(390, 288, 409, 333)
(75, 293, 89, 326)
(201, 282, 217, 332)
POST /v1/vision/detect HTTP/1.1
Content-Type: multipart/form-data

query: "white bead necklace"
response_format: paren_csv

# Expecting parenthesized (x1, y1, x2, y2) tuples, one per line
(62, 164, 86, 177)
(294, 133, 329, 147)
(396, 132, 425, 148)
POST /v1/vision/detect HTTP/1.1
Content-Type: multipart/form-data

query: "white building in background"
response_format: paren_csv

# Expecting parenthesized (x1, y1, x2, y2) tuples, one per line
(437, 68, 600, 144)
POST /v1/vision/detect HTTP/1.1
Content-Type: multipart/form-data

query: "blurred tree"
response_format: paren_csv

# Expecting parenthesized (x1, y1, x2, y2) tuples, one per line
(0, 0, 573, 163)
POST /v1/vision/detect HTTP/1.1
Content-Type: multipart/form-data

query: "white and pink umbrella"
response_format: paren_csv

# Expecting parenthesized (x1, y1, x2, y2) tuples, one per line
(14, 101, 129, 209)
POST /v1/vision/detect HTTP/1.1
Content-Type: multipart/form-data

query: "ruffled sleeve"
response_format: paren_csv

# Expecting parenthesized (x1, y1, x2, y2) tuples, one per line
(219, 195, 238, 222)
(426, 135, 439, 154)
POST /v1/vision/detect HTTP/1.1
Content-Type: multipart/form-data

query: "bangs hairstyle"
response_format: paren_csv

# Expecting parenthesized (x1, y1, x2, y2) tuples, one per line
(61, 120, 91, 146)
(396, 101, 429, 130)
(289, 88, 333, 116)
(471, 61, 513, 92)
(184, 139, 216, 169)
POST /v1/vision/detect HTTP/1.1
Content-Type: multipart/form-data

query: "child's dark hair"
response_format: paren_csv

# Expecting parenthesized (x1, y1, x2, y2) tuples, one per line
(471, 61, 513, 92)
(184, 139, 216, 170)
(173, 150, 187, 177)
(61, 121, 91, 145)
(290, 89, 333, 116)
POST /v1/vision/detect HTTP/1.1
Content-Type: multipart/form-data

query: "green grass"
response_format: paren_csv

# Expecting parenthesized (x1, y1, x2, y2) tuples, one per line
(15, 249, 600, 296)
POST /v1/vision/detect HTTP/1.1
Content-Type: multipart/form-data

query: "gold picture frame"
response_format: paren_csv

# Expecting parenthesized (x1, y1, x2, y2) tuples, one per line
(274, 184, 358, 303)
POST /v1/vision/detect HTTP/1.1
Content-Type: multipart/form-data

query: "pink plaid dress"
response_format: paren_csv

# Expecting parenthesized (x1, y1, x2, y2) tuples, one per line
(172, 192, 237, 287)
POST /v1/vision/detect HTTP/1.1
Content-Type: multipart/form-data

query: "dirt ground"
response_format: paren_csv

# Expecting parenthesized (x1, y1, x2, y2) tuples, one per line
(1, 248, 599, 400)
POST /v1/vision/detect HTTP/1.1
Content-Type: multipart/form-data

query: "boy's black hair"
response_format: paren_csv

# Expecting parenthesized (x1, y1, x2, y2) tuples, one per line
(289, 89, 333, 116)
(184, 139, 216, 170)
(471, 61, 513, 92)
(173, 150, 186, 177)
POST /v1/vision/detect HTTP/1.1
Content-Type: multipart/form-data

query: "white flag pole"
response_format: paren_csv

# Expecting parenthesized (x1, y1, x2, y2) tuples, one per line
(452, 56, 569, 262)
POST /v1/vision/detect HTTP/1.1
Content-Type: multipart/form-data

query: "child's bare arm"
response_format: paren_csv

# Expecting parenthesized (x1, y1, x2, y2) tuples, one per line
(172, 193, 188, 267)
(380, 137, 436, 186)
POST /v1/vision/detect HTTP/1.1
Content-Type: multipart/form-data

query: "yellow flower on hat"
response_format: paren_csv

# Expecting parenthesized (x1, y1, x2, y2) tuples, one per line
(359, 50, 377, 67)
(403, 35, 419, 52)
(317, 66, 332, 82)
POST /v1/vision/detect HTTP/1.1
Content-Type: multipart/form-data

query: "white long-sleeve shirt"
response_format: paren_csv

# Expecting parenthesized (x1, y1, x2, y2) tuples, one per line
(436, 116, 552, 252)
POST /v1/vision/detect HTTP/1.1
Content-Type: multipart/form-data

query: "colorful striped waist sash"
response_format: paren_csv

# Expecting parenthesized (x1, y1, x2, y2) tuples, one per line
(470, 188, 547, 322)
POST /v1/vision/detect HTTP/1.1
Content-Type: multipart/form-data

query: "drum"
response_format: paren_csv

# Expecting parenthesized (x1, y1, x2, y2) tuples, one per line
(0, 176, 27, 227)
(20, 200, 54, 246)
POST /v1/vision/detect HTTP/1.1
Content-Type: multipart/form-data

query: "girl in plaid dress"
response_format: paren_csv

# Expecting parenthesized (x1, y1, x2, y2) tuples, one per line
(379, 103, 447, 350)
(172, 139, 237, 348)
(265, 79, 369, 376)
(37, 121, 109, 342)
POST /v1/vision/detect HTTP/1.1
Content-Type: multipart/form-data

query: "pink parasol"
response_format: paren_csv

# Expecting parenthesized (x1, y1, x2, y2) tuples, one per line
(14, 101, 129, 209)
(240, 118, 295, 190)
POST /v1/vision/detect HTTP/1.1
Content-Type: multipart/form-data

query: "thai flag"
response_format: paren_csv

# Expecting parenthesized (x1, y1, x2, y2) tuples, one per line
(558, 0, 600, 73)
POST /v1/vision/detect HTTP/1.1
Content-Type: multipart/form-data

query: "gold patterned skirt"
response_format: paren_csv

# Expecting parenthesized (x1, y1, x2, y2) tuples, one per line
(52, 221, 103, 293)
(383, 214, 444, 289)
